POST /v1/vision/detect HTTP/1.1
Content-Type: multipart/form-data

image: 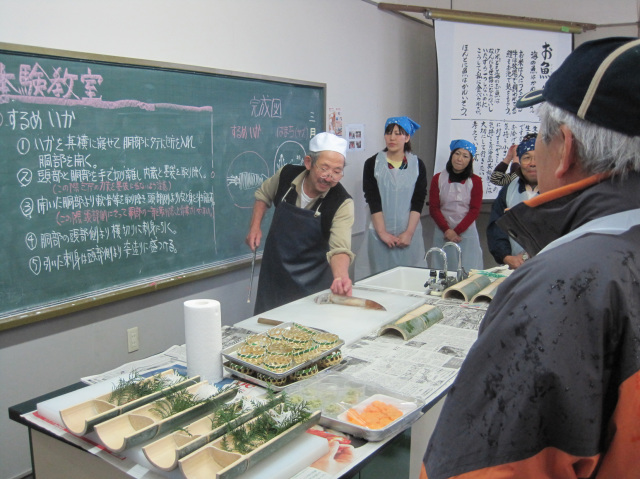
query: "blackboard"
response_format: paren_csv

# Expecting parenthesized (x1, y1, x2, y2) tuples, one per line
(0, 43, 325, 330)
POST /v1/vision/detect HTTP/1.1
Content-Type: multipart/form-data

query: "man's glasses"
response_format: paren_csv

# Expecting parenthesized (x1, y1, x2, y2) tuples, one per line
(520, 154, 535, 165)
(314, 163, 344, 181)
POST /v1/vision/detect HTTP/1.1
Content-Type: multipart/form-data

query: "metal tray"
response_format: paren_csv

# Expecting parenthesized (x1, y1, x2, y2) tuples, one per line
(221, 322, 344, 380)
(222, 359, 340, 392)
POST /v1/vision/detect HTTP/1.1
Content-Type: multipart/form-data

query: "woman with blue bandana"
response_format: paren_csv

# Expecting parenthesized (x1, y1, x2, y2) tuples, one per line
(361, 116, 427, 275)
(429, 139, 483, 272)
(489, 133, 537, 186)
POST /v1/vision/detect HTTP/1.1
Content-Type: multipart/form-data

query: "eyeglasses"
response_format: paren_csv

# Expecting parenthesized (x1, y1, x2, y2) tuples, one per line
(520, 154, 536, 165)
(314, 163, 344, 181)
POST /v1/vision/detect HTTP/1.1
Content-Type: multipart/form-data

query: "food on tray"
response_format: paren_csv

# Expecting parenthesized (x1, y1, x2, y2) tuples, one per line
(343, 387, 364, 405)
(292, 343, 320, 364)
(323, 402, 344, 415)
(306, 397, 323, 409)
(346, 401, 403, 429)
(245, 333, 271, 348)
(318, 350, 342, 368)
(282, 328, 313, 348)
(236, 345, 266, 365)
(292, 322, 317, 336)
(226, 362, 251, 375)
(262, 354, 292, 373)
(313, 332, 340, 351)
(293, 364, 318, 380)
(266, 327, 287, 341)
(225, 323, 344, 388)
(257, 373, 288, 387)
(266, 342, 294, 358)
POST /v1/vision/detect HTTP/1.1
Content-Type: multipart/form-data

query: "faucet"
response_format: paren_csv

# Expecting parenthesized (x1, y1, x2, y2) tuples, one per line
(443, 242, 467, 283)
(424, 247, 448, 293)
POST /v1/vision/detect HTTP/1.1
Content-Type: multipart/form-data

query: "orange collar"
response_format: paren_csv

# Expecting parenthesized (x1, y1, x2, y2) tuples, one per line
(524, 173, 611, 208)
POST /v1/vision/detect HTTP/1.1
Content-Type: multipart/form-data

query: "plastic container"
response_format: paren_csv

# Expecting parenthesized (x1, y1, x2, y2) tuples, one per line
(286, 372, 422, 441)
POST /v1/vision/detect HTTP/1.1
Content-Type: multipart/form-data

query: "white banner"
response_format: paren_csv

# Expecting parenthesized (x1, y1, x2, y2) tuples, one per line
(434, 21, 571, 199)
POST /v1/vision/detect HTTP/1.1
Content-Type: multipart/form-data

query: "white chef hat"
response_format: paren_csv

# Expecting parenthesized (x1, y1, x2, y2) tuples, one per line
(309, 132, 348, 159)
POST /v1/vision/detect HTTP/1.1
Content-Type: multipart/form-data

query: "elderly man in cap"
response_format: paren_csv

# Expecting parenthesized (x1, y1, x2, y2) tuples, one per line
(486, 133, 539, 269)
(422, 37, 640, 479)
(246, 132, 354, 315)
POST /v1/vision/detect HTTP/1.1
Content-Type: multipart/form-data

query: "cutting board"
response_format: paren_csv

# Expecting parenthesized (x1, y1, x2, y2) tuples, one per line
(241, 287, 427, 345)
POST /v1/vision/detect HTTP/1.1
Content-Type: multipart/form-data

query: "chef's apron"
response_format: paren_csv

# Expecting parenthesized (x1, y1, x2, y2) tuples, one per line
(430, 170, 483, 272)
(254, 194, 333, 315)
(367, 152, 425, 275)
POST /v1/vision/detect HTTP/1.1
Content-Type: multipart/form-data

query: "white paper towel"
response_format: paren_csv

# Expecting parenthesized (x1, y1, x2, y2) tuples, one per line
(184, 299, 223, 384)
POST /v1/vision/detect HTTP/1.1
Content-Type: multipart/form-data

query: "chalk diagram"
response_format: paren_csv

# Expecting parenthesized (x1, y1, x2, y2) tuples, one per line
(273, 140, 306, 173)
(226, 151, 269, 208)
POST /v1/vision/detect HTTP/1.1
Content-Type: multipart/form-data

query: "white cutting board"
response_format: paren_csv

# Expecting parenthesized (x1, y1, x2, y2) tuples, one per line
(241, 287, 427, 345)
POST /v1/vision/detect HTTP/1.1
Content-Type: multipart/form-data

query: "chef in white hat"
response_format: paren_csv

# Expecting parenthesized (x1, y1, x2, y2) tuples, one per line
(246, 132, 354, 315)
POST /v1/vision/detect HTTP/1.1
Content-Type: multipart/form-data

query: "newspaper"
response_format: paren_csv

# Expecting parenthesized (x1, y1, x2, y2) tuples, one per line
(333, 296, 485, 404)
(81, 325, 255, 384)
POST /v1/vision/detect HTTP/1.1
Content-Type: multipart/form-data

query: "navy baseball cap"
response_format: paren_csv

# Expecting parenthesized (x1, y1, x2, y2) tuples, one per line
(516, 37, 640, 137)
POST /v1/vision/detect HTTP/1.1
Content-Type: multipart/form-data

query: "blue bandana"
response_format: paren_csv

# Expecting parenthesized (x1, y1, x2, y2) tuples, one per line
(516, 136, 537, 158)
(449, 139, 476, 157)
(385, 116, 421, 136)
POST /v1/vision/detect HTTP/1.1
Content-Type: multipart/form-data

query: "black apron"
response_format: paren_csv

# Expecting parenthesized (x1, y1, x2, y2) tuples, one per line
(254, 191, 333, 315)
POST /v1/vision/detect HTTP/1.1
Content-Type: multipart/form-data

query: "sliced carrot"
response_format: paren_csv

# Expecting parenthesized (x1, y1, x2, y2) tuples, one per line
(346, 408, 368, 427)
(345, 401, 404, 429)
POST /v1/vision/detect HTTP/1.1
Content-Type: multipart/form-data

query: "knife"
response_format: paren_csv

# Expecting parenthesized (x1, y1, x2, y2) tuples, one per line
(247, 248, 257, 303)
(314, 293, 386, 311)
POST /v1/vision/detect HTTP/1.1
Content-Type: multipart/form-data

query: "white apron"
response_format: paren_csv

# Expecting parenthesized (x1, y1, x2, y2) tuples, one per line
(505, 180, 538, 256)
(366, 152, 426, 275)
(430, 170, 483, 272)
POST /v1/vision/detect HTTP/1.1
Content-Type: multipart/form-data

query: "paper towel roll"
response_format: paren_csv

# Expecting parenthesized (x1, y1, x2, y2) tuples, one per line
(184, 299, 223, 384)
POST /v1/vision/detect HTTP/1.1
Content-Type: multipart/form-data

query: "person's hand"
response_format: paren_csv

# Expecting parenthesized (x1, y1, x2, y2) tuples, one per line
(311, 439, 355, 474)
(331, 276, 353, 297)
(503, 253, 526, 269)
(245, 228, 262, 251)
(503, 144, 518, 164)
(444, 229, 461, 243)
(377, 230, 400, 249)
(396, 230, 414, 248)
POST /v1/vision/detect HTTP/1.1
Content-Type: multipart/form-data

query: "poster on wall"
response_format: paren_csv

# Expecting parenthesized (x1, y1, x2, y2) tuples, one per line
(347, 124, 365, 151)
(328, 107, 343, 136)
(434, 21, 572, 199)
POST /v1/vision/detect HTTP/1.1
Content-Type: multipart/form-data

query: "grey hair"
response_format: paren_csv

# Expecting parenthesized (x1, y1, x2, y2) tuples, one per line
(537, 102, 640, 176)
(307, 150, 347, 167)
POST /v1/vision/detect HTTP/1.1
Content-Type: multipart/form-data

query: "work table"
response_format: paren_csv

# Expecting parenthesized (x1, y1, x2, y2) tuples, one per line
(9, 267, 491, 479)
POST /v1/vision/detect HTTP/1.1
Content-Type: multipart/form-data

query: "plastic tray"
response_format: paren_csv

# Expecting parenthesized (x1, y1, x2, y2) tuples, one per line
(221, 322, 344, 380)
(286, 372, 423, 441)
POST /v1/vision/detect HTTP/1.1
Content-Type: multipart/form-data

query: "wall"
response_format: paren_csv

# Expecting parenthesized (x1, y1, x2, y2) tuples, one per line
(0, 1, 637, 478)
